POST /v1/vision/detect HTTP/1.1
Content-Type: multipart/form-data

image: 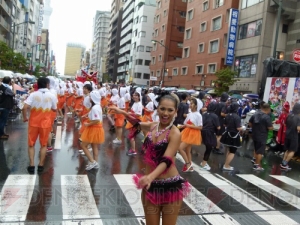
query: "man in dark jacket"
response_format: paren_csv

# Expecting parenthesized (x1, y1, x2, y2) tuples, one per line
(214, 92, 229, 154)
(0, 77, 15, 139)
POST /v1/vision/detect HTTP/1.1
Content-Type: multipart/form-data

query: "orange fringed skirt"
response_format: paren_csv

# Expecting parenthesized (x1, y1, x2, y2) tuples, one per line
(181, 127, 202, 145)
(106, 94, 111, 103)
(125, 102, 130, 111)
(79, 107, 90, 135)
(141, 111, 153, 123)
(101, 97, 108, 107)
(81, 122, 105, 144)
(74, 96, 83, 110)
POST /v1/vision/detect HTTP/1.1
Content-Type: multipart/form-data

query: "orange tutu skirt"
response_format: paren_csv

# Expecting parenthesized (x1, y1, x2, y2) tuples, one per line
(125, 115, 142, 129)
(141, 111, 153, 122)
(106, 94, 111, 102)
(115, 113, 125, 127)
(81, 123, 105, 144)
(74, 97, 83, 110)
(181, 128, 202, 145)
(101, 98, 108, 107)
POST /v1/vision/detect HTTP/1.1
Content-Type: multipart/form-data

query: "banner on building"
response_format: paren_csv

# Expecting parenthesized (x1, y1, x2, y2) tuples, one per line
(225, 8, 239, 66)
(36, 4, 44, 59)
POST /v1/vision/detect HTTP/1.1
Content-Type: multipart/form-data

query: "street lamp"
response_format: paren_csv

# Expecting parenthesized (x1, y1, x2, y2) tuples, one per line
(12, 21, 35, 51)
(151, 40, 168, 88)
(272, 0, 283, 58)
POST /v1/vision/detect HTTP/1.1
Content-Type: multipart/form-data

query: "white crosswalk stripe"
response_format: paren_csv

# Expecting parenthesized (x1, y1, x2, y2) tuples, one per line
(270, 175, 300, 189)
(0, 175, 36, 223)
(176, 154, 300, 224)
(61, 175, 101, 221)
(237, 174, 300, 210)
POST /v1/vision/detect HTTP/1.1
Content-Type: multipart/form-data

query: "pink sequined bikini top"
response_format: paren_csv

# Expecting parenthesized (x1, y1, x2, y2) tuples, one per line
(142, 125, 172, 168)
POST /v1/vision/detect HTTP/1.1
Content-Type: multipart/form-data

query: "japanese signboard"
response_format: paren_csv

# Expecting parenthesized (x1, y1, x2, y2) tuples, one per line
(225, 8, 239, 66)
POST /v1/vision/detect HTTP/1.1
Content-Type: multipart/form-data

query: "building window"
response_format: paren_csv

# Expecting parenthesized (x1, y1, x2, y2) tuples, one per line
(282, 24, 288, 33)
(198, 43, 204, 53)
(144, 73, 150, 79)
(242, 0, 264, 9)
(179, 11, 186, 18)
(223, 34, 228, 47)
(135, 16, 139, 24)
(159, 55, 162, 61)
(203, 1, 209, 11)
(177, 26, 185, 33)
(181, 67, 188, 75)
(212, 16, 222, 31)
(155, 15, 160, 23)
(177, 42, 183, 48)
(152, 57, 156, 64)
(135, 73, 142, 78)
(215, 0, 224, 8)
(172, 68, 178, 76)
(238, 19, 262, 40)
(196, 65, 204, 74)
(145, 60, 151, 66)
(200, 22, 207, 32)
(160, 40, 164, 45)
(137, 45, 144, 52)
(187, 9, 194, 21)
(153, 42, 157, 51)
(146, 46, 152, 52)
(209, 39, 219, 53)
(185, 28, 192, 39)
(154, 29, 158, 37)
(157, 1, 161, 8)
(164, 10, 167, 17)
(208, 64, 216, 73)
(140, 16, 147, 22)
(136, 59, 143, 65)
(182, 0, 187, 2)
(134, 30, 137, 37)
(183, 47, 190, 58)
(234, 54, 258, 78)
(156, 70, 160, 77)
(132, 42, 136, 49)
(162, 25, 165, 32)
(139, 31, 146, 37)
(151, 71, 154, 77)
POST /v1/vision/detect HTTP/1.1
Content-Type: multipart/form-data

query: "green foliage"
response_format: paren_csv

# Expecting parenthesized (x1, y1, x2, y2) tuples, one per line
(102, 73, 110, 82)
(0, 41, 27, 73)
(214, 67, 239, 96)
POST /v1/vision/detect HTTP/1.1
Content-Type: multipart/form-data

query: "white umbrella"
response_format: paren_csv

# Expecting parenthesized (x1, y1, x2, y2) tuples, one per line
(0, 70, 14, 78)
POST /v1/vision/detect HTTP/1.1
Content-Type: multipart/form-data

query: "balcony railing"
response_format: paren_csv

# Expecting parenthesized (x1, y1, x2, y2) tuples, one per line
(0, 0, 11, 16)
(120, 23, 133, 37)
(120, 34, 132, 46)
(0, 15, 9, 32)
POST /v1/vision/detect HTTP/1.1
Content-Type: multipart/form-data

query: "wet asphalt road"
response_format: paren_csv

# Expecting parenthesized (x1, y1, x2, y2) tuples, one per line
(0, 114, 300, 224)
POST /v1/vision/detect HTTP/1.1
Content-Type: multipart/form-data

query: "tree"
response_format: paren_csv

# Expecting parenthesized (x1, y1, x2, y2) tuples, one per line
(214, 67, 239, 96)
(0, 41, 27, 73)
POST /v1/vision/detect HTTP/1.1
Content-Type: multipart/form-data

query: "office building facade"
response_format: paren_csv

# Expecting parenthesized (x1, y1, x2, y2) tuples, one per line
(91, 10, 110, 81)
(64, 43, 85, 76)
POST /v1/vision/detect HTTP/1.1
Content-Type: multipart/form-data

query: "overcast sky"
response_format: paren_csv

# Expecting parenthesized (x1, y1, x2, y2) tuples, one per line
(49, 0, 111, 74)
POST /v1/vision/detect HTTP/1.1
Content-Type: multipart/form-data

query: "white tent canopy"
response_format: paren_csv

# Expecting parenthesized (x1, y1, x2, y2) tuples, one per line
(0, 70, 14, 78)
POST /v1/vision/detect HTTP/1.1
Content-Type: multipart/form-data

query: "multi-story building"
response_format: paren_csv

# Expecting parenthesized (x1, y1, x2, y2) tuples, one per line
(150, 0, 241, 89)
(107, 8, 123, 82)
(0, 0, 12, 45)
(233, 0, 300, 93)
(117, 0, 156, 85)
(64, 43, 85, 76)
(43, 0, 52, 30)
(91, 10, 110, 81)
(107, 0, 124, 82)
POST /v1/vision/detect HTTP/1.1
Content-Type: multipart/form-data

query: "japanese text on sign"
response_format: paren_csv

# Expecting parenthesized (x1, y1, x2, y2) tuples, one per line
(225, 9, 239, 66)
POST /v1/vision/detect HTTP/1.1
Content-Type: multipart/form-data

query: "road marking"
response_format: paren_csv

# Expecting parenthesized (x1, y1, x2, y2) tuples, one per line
(270, 175, 300, 189)
(0, 175, 36, 222)
(54, 124, 62, 149)
(61, 175, 100, 220)
(237, 174, 300, 210)
(63, 219, 103, 225)
(114, 174, 239, 225)
(176, 154, 272, 211)
(177, 155, 299, 224)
